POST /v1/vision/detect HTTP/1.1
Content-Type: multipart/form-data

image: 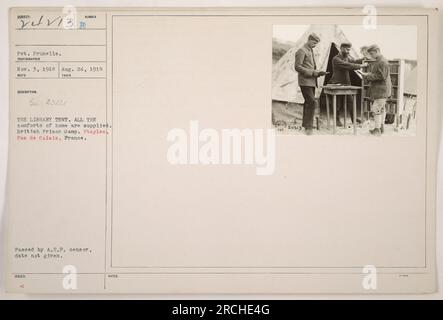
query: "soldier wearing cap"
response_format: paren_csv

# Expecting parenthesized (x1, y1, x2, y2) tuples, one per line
(329, 42, 367, 126)
(294, 33, 328, 135)
(361, 44, 392, 136)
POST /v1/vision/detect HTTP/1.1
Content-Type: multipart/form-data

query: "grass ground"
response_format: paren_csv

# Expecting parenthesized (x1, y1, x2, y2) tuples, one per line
(272, 100, 416, 137)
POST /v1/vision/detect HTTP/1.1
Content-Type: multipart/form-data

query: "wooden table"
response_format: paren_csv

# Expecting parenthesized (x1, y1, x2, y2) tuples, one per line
(323, 85, 362, 135)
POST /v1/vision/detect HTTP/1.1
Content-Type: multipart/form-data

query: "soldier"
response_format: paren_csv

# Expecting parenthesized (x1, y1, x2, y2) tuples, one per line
(361, 44, 392, 136)
(329, 42, 367, 126)
(294, 33, 328, 135)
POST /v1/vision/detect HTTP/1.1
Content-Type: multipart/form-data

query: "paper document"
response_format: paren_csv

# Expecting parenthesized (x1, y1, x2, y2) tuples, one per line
(5, 7, 439, 294)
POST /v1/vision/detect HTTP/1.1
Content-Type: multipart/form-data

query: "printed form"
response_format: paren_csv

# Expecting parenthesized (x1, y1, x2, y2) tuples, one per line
(5, 7, 439, 294)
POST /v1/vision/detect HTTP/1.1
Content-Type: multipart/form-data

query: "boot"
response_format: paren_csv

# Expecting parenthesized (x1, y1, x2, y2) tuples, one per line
(336, 118, 343, 127)
(369, 128, 381, 136)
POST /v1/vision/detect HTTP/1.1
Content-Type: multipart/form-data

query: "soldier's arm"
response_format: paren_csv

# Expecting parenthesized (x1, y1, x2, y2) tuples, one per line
(350, 57, 364, 64)
(333, 56, 363, 70)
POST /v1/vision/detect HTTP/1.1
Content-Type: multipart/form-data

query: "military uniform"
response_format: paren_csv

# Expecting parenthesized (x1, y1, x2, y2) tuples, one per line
(329, 52, 363, 124)
(365, 55, 392, 130)
(294, 43, 318, 129)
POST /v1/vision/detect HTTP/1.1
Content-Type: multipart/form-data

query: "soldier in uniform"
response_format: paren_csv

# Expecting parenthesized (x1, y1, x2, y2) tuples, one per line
(294, 33, 328, 135)
(329, 42, 367, 126)
(361, 44, 392, 136)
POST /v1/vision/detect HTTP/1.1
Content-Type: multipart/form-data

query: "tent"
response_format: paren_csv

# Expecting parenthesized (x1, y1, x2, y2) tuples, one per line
(404, 66, 417, 96)
(402, 66, 417, 124)
(272, 25, 361, 104)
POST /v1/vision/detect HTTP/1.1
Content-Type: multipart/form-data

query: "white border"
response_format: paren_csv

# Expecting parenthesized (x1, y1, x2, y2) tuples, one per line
(0, 0, 442, 299)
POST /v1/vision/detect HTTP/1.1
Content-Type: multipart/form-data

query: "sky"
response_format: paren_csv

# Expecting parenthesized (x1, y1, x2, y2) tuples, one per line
(273, 25, 417, 60)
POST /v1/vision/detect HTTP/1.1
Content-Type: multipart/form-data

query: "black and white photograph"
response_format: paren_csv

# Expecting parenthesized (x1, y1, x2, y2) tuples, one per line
(272, 24, 418, 136)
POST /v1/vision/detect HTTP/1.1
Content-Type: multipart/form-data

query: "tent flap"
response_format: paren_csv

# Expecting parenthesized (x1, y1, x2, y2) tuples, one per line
(272, 25, 359, 104)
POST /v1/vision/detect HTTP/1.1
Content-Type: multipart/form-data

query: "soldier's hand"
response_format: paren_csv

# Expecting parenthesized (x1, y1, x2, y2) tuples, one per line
(317, 71, 328, 77)
(361, 62, 369, 68)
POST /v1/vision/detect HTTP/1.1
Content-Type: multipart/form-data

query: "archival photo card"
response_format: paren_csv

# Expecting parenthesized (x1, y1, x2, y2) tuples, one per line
(5, 7, 439, 294)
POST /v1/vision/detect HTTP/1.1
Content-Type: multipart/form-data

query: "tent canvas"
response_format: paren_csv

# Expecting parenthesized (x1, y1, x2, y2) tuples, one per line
(401, 65, 417, 126)
(272, 25, 361, 104)
(404, 66, 417, 95)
